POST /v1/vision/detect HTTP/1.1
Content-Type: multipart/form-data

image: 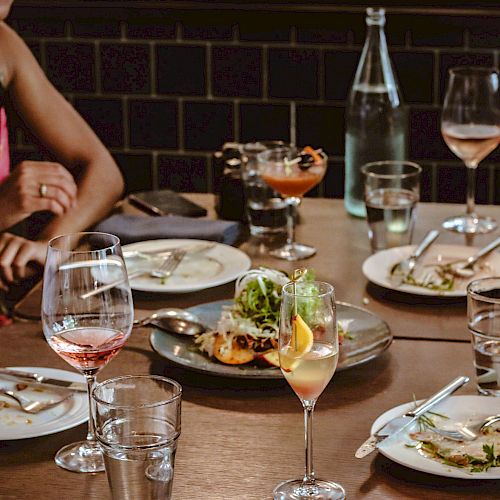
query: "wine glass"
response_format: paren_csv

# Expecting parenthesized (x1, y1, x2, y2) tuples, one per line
(441, 66, 500, 234)
(258, 146, 327, 261)
(274, 278, 345, 500)
(41, 232, 134, 473)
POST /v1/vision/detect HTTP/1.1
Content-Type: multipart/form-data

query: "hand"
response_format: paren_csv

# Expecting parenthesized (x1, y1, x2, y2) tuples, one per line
(0, 161, 78, 230)
(0, 233, 47, 289)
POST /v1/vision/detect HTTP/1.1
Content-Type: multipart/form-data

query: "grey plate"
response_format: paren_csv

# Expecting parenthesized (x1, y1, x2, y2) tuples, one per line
(149, 300, 392, 379)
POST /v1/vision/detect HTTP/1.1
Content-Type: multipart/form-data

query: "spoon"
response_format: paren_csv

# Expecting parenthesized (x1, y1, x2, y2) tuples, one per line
(446, 236, 500, 278)
(428, 413, 500, 442)
(133, 307, 206, 335)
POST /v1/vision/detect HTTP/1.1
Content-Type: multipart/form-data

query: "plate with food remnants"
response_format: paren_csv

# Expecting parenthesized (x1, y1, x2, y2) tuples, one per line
(149, 268, 391, 379)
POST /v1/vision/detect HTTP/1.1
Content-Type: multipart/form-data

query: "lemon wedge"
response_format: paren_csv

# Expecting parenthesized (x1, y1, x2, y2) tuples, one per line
(280, 314, 314, 372)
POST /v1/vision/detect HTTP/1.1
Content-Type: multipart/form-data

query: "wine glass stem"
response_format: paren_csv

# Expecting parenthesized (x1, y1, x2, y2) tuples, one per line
(303, 402, 316, 486)
(465, 162, 478, 218)
(84, 373, 98, 442)
(286, 198, 300, 247)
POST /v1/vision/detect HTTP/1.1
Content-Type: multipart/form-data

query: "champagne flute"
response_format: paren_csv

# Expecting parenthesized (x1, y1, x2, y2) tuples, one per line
(41, 232, 134, 473)
(258, 146, 327, 261)
(441, 66, 500, 234)
(274, 279, 345, 500)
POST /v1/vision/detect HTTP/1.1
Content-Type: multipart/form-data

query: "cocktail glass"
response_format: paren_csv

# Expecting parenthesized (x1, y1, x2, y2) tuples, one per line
(258, 146, 327, 261)
(274, 279, 345, 499)
(41, 232, 134, 472)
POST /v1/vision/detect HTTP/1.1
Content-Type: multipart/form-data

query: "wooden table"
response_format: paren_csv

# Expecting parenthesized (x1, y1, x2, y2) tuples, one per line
(2, 197, 500, 499)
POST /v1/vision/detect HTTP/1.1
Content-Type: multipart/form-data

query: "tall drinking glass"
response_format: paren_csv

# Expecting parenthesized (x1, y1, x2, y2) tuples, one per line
(41, 232, 134, 472)
(258, 146, 327, 261)
(441, 66, 500, 234)
(274, 280, 345, 500)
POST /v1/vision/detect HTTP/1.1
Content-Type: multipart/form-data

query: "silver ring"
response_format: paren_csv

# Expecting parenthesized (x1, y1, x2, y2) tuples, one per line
(39, 183, 48, 197)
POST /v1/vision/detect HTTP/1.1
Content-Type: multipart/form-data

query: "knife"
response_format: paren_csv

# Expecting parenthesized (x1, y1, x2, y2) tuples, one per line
(355, 375, 469, 459)
(0, 368, 87, 393)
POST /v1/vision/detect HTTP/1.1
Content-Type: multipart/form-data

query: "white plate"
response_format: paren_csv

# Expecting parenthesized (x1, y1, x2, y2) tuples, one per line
(122, 239, 251, 293)
(362, 244, 500, 297)
(372, 395, 500, 479)
(0, 367, 88, 440)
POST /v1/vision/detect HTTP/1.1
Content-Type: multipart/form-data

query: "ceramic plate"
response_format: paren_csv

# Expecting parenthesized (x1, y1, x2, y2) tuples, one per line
(362, 244, 500, 297)
(122, 239, 251, 293)
(372, 395, 500, 479)
(0, 367, 88, 440)
(149, 300, 392, 379)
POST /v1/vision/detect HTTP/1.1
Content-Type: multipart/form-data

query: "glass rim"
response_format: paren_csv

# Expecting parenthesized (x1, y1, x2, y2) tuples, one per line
(92, 374, 182, 409)
(467, 276, 500, 304)
(361, 160, 422, 179)
(282, 280, 334, 298)
(448, 66, 499, 77)
(48, 231, 121, 253)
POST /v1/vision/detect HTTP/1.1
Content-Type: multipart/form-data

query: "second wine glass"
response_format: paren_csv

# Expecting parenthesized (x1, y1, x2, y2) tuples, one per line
(41, 232, 134, 473)
(441, 66, 500, 234)
(274, 279, 345, 500)
(258, 146, 327, 261)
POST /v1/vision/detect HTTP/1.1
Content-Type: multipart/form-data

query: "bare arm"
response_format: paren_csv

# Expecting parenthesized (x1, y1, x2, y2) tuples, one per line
(3, 22, 124, 240)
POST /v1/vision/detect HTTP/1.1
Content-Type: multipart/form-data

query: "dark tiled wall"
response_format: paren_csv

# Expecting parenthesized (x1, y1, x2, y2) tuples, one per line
(8, 4, 500, 204)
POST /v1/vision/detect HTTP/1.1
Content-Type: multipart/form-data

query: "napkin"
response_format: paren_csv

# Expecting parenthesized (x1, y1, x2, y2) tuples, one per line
(93, 214, 241, 246)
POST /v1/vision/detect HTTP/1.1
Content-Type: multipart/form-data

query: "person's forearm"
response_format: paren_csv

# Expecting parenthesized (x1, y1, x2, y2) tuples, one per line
(37, 155, 124, 241)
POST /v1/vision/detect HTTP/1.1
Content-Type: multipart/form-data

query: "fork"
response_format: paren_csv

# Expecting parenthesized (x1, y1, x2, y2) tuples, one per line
(426, 414, 500, 441)
(150, 249, 186, 279)
(0, 389, 73, 414)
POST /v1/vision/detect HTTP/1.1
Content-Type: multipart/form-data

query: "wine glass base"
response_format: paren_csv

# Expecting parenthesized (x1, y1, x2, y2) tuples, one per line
(54, 440, 105, 473)
(273, 479, 346, 499)
(442, 214, 497, 234)
(270, 243, 317, 261)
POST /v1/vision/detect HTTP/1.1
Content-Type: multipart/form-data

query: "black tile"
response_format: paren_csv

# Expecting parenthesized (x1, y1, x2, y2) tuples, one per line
(113, 153, 154, 194)
(15, 18, 65, 37)
(157, 45, 206, 96)
(101, 44, 151, 94)
(409, 107, 455, 161)
(74, 98, 123, 148)
(184, 101, 233, 151)
(469, 17, 500, 49)
(418, 162, 433, 202)
(322, 160, 345, 199)
(46, 43, 96, 93)
(181, 12, 233, 41)
(410, 15, 464, 47)
(296, 12, 360, 45)
(439, 52, 495, 102)
(71, 18, 120, 38)
(268, 48, 319, 100)
(127, 18, 176, 39)
(158, 154, 209, 193)
(239, 12, 290, 42)
(324, 50, 360, 101)
(296, 105, 345, 156)
(436, 164, 466, 203)
(391, 51, 434, 104)
(212, 46, 262, 98)
(129, 100, 178, 149)
(436, 163, 490, 204)
(239, 103, 290, 143)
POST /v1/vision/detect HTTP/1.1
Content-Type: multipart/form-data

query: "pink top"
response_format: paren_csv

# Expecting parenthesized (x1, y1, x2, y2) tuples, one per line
(0, 107, 9, 183)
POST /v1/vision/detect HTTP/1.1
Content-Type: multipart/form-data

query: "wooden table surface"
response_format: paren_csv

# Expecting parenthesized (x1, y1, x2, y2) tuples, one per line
(2, 196, 500, 499)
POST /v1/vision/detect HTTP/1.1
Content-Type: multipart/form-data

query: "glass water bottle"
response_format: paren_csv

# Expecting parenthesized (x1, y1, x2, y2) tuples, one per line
(344, 7, 407, 218)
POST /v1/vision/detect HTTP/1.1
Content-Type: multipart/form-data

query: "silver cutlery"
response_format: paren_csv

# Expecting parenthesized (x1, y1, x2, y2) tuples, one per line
(426, 413, 500, 442)
(133, 307, 201, 327)
(80, 250, 183, 299)
(123, 242, 215, 260)
(442, 236, 500, 278)
(0, 388, 73, 414)
(355, 375, 469, 458)
(389, 229, 440, 286)
(0, 368, 87, 392)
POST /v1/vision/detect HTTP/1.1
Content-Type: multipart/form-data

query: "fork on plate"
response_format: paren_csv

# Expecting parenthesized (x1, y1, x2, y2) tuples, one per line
(0, 388, 73, 414)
